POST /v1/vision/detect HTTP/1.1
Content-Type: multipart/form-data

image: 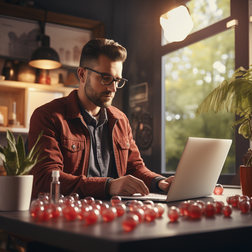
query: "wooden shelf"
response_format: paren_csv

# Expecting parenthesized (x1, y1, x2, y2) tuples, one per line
(0, 80, 74, 134)
(0, 80, 74, 92)
(0, 126, 28, 133)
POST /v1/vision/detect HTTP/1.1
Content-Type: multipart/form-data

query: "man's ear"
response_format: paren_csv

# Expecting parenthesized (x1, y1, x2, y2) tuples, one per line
(77, 67, 85, 81)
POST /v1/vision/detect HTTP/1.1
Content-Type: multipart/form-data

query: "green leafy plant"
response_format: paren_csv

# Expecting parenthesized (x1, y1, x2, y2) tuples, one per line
(0, 130, 45, 175)
(196, 66, 252, 166)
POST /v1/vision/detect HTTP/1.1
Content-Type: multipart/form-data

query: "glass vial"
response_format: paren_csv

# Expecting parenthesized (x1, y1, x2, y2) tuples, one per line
(8, 102, 17, 125)
(50, 170, 60, 204)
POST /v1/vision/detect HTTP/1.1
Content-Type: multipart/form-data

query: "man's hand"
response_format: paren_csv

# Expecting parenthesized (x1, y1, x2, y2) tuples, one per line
(107, 175, 149, 196)
(158, 176, 174, 192)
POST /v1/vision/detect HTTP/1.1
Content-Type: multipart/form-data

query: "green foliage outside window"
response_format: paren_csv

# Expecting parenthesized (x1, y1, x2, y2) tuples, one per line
(188, 0, 230, 34)
(164, 28, 235, 173)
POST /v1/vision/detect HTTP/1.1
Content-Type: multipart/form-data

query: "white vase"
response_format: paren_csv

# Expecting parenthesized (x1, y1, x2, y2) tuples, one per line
(0, 175, 33, 211)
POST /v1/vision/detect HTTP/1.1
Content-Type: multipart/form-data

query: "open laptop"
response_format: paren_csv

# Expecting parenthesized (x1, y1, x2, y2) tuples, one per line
(121, 137, 232, 202)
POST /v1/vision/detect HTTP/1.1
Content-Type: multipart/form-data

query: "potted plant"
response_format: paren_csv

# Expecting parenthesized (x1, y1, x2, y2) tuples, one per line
(196, 66, 252, 196)
(0, 130, 44, 211)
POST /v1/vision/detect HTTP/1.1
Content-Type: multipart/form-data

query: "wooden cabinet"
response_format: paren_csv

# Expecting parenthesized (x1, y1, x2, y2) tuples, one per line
(0, 80, 74, 133)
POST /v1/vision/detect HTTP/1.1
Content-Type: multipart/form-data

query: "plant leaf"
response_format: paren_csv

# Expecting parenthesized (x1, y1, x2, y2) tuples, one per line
(6, 130, 16, 147)
(238, 121, 252, 140)
(16, 134, 25, 169)
(1, 130, 44, 176)
(19, 150, 47, 175)
(3, 144, 19, 176)
(3, 162, 12, 176)
(196, 65, 252, 141)
(0, 145, 6, 163)
(5, 130, 19, 173)
(19, 159, 37, 175)
(246, 154, 252, 167)
(27, 131, 43, 160)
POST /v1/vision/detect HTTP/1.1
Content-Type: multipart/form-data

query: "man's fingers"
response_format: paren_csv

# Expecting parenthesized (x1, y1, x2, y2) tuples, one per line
(128, 175, 149, 195)
(108, 175, 149, 196)
(158, 176, 174, 192)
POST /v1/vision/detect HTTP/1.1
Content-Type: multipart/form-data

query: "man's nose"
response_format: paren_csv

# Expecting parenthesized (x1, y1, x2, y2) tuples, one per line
(107, 81, 117, 92)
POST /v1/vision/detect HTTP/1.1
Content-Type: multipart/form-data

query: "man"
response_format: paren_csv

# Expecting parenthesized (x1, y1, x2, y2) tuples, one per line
(29, 38, 173, 199)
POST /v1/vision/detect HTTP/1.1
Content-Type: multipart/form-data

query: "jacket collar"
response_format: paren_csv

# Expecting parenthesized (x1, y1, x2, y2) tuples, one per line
(66, 89, 82, 119)
(66, 89, 124, 121)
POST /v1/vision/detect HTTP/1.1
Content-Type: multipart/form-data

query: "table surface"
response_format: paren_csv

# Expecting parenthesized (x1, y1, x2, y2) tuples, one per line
(0, 188, 252, 252)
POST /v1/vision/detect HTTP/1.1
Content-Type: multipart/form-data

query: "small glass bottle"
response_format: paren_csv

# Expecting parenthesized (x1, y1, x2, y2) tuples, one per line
(50, 170, 60, 204)
(8, 102, 17, 125)
(0, 111, 4, 126)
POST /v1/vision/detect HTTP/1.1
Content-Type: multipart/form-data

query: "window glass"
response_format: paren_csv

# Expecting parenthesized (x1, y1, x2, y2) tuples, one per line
(187, 0, 230, 33)
(162, 0, 231, 45)
(163, 28, 235, 173)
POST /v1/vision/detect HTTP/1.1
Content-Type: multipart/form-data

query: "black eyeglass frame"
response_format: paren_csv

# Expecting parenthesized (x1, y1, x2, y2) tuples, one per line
(84, 67, 128, 88)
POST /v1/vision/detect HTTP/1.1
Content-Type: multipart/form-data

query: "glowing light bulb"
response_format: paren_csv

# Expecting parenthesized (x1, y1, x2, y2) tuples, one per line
(160, 5, 194, 43)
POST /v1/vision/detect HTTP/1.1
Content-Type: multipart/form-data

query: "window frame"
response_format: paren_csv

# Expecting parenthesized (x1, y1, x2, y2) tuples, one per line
(153, 0, 249, 185)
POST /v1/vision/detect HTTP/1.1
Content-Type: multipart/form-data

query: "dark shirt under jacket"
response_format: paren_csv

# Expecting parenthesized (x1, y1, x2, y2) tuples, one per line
(79, 105, 164, 194)
(79, 106, 118, 179)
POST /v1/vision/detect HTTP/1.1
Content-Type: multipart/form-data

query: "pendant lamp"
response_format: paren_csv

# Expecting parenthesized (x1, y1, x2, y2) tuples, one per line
(29, 34, 62, 70)
(160, 5, 194, 43)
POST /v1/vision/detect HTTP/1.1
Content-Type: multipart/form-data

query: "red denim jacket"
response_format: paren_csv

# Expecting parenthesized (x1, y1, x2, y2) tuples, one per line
(28, 89, 161, 199)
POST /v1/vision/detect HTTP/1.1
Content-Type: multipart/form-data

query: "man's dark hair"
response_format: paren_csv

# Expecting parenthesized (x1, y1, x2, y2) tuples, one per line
(79, 38, 127, 68)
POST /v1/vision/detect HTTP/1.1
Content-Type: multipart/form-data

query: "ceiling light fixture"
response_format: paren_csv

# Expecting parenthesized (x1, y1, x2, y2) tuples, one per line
(29, 35, 61, 69)
(29, 10, 61, 70)
(160, 5, 194, 43)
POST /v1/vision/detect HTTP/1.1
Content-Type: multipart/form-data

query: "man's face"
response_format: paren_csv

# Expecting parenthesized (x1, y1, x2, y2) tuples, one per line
(84, 55, 123, 108)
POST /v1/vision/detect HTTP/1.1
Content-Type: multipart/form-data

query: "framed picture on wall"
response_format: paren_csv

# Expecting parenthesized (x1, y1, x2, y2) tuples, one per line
(0, 15, 40, 60)
(45, 23, 92, 67)
(129, 82, 149, 107)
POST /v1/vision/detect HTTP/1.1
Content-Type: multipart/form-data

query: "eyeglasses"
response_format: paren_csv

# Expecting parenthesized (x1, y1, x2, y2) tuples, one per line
(84, 67, 128, 89)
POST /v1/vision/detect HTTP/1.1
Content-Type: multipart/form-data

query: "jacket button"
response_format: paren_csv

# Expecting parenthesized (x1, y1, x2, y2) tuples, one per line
(126, 143, 129, 147)
(72, 144, 76, 150)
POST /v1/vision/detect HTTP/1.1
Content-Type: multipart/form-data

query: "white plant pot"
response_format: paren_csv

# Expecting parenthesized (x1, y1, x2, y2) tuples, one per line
(0, 175, 33, 211)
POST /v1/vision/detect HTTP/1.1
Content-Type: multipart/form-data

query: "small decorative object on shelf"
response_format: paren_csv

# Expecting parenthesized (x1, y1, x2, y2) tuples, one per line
(39, 70, 51, 85)
(2, 60, 16, 80)
(17, 62, 36, 83)
(8, 101, 17, 126)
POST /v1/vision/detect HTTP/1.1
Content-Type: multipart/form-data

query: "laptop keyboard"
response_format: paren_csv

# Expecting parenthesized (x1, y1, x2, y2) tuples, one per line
(128, 193, 167, 200)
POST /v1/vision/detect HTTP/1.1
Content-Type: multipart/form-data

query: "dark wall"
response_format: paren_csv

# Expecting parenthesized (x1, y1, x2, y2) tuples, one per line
(112, 0, 171, 171)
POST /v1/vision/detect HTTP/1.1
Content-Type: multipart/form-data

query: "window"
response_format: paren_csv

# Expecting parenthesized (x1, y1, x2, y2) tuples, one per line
(163, 28, 235, 174)
(156, 0, 250, 185)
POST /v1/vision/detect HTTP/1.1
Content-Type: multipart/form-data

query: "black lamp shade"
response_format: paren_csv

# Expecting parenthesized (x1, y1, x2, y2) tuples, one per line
(29, 35, 62, 70)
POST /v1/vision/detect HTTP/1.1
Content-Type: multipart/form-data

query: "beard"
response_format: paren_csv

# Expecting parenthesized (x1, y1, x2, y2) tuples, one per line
(84, 75, 114, 108)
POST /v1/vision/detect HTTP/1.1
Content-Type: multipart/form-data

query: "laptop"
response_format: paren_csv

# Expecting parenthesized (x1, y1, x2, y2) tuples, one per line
(121, 137, 232, 202)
